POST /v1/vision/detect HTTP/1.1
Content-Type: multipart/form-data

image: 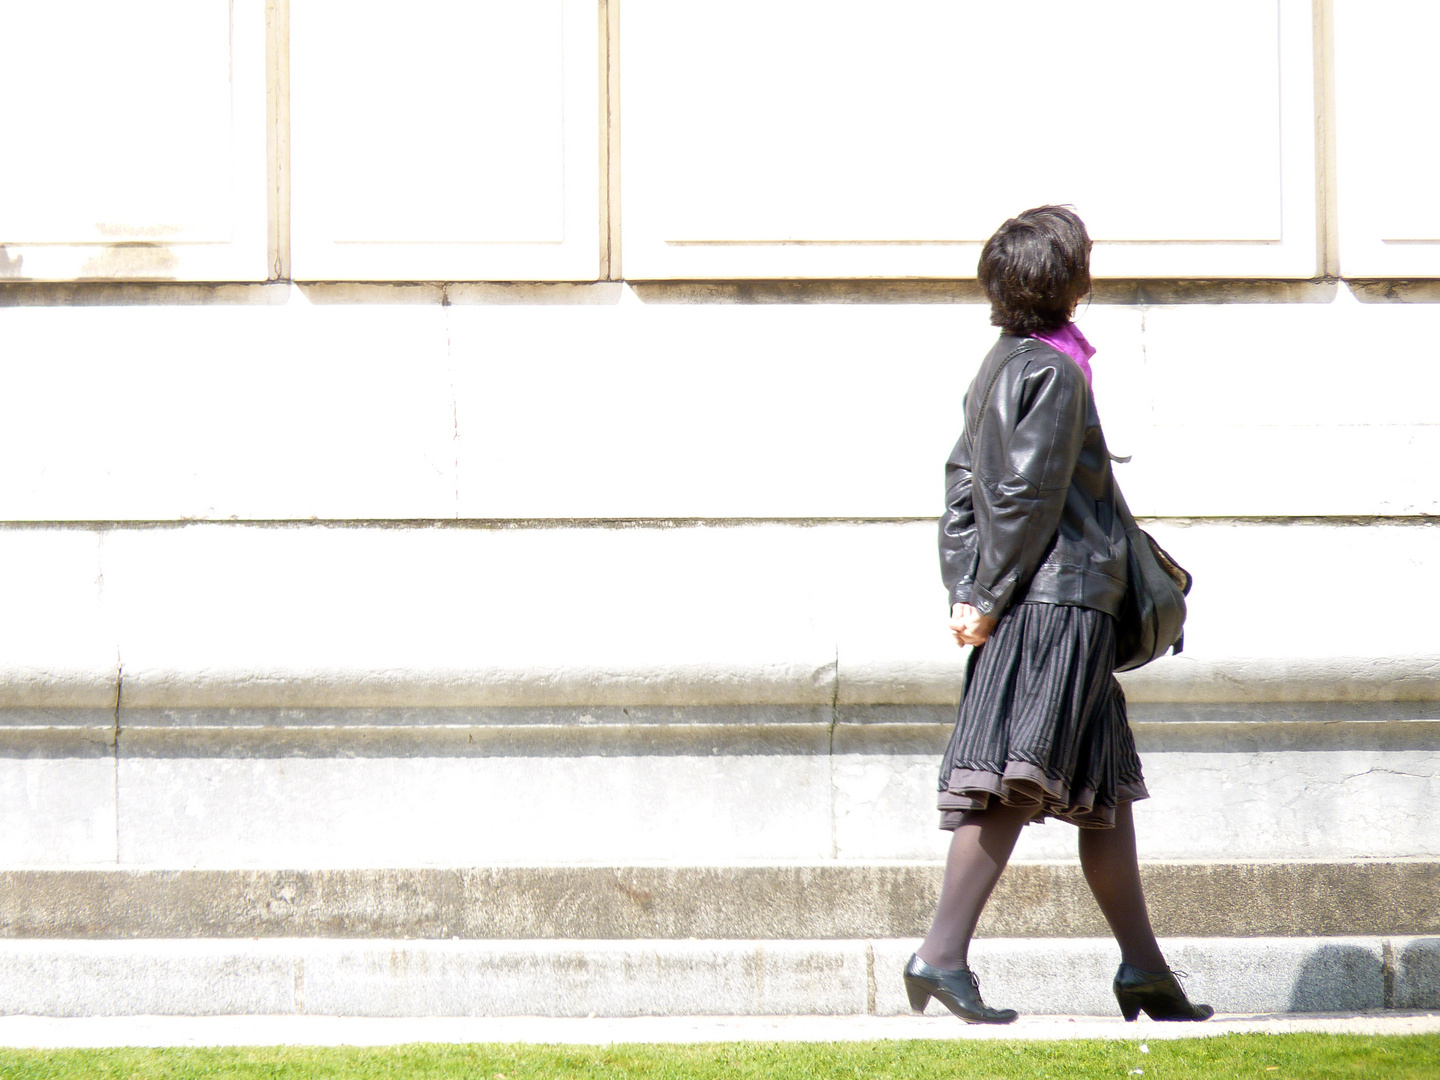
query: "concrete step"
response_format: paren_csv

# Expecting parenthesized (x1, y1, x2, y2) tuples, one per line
(2, 863, 1437, 941)
(1, 937, 1436, 1017)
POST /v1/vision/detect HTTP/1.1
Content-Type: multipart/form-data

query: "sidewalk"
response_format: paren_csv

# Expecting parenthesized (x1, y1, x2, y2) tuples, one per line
(2, 1012, 1438, 1048)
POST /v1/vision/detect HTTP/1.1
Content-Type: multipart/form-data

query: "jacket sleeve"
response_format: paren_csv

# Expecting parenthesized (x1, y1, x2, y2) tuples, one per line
(967, 359, 1087, 620)
(938, 430, 979, 612)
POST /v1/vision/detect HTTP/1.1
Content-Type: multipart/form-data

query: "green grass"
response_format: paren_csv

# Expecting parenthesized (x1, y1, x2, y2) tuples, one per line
(1, 1035, 1438, 1080)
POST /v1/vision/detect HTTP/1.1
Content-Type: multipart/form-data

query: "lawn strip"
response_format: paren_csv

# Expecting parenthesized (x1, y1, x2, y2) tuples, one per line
(0, 1032, 1437, 1080)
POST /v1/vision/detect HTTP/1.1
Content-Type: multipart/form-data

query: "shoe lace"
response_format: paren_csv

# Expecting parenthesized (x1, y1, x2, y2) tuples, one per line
(1169, 968, 1191, 980)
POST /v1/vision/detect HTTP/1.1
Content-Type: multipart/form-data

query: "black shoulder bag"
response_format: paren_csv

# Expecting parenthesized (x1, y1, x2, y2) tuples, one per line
(1111, 486, 1192, 671)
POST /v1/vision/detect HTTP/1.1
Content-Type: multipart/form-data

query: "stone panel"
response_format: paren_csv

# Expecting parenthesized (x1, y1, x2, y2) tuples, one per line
(620, 1, 1316, 278)
(0, 1, 269, 281)
(0, 529, 114, 708)
(1131, 749, 1440, 861)
(1123, 291, 1440, 516)
(1334, 3, 1440, 277)
(0, 733, 116, 867)
(290, 0, 601, 280)
(0, 299, 455, 521)
(116, 744, 832, 867)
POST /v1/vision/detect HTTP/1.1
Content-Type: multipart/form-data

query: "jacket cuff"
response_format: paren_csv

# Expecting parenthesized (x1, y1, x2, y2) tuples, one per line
(967, 583, 1003, 619)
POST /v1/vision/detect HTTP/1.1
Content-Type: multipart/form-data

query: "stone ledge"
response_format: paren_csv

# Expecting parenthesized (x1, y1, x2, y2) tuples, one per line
(5, 657, 1439, 711)
(2, 521, 1437, 710)
(4, 705, 1437, 757)
(0, 937, 1435, 1017)
(3, 863, 1436, 941)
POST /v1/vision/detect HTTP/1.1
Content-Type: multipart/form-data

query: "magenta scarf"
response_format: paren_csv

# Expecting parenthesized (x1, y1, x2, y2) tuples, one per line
(1031, 322, 1095, 385)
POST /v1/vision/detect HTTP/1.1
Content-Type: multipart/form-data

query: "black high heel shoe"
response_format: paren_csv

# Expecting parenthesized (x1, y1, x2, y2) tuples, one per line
(904, 954, 1018, 1024)
(1113, 962, 1214, 1021)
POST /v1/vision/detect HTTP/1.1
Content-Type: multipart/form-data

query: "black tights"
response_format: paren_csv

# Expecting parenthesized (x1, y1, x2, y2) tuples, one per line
(916, 800, 1166, 973)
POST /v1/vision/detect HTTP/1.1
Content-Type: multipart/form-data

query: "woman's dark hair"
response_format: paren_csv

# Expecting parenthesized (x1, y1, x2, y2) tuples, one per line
(977, 205, 1092, 334)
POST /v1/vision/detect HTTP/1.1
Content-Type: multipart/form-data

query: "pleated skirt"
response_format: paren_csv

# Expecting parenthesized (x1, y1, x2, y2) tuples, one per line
(937, 601, 1148, 830)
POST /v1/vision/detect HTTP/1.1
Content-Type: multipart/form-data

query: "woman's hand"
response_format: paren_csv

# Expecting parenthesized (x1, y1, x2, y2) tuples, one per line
(949, 603, 998, 648)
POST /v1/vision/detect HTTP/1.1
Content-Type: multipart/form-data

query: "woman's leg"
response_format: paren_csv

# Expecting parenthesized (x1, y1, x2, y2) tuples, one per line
(1077, 800, 1167, 971)
(916, 799, 1035, 969)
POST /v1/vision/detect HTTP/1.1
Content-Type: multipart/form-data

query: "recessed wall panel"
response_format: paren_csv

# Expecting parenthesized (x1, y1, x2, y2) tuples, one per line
(290, 0, 602, 281)
(1334, 1, 1440, 277)
(621, 0, 1317, 279)
(0, 0, 270, 281)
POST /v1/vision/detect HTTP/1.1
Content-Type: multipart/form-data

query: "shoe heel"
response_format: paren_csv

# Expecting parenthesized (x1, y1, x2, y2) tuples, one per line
(1115, 989, 1142, 1022)
(905, 980, 932, 1014)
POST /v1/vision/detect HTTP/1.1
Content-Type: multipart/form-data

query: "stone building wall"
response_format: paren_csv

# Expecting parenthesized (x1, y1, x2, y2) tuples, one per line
(0, 0, 1435, 1017)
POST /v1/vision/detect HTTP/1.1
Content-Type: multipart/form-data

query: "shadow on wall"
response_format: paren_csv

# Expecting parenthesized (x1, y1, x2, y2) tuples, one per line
(1287, 943, 1384, 1012)
(1395, 937, 1440, 1010)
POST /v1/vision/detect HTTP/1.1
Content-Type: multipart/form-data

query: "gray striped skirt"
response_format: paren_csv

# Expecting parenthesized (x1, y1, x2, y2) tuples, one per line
(937, 601, 1149, 830)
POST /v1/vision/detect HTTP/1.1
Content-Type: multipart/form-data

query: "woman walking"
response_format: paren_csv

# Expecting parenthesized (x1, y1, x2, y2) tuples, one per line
(905, 206, 1212, 1025)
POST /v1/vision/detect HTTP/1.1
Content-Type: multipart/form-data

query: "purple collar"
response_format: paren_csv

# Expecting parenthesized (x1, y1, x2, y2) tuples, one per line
(1031, 322, 1095, 385)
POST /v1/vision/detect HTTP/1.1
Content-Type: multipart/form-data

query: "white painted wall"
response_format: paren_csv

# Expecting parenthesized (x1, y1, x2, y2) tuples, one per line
(0, 283, 1435, 520)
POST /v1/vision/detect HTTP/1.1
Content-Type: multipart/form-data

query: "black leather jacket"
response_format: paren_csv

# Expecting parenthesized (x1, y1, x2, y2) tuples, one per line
(939, 335, 1128, 621)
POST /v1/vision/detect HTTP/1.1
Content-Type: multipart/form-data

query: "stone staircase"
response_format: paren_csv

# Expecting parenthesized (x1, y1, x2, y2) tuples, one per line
(1, 519, 1437, 1017)
(0, 863, 1437, 1016)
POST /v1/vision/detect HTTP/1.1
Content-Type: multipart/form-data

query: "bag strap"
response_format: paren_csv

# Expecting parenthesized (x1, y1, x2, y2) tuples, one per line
(963, 341, 1038, 458)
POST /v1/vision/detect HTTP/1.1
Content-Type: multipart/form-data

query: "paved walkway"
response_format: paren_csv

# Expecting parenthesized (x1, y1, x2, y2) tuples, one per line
(1, 1012, 1438, 1048)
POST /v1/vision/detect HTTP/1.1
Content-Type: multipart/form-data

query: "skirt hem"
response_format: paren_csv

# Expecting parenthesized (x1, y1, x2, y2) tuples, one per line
(938, 759, 1149, 830)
